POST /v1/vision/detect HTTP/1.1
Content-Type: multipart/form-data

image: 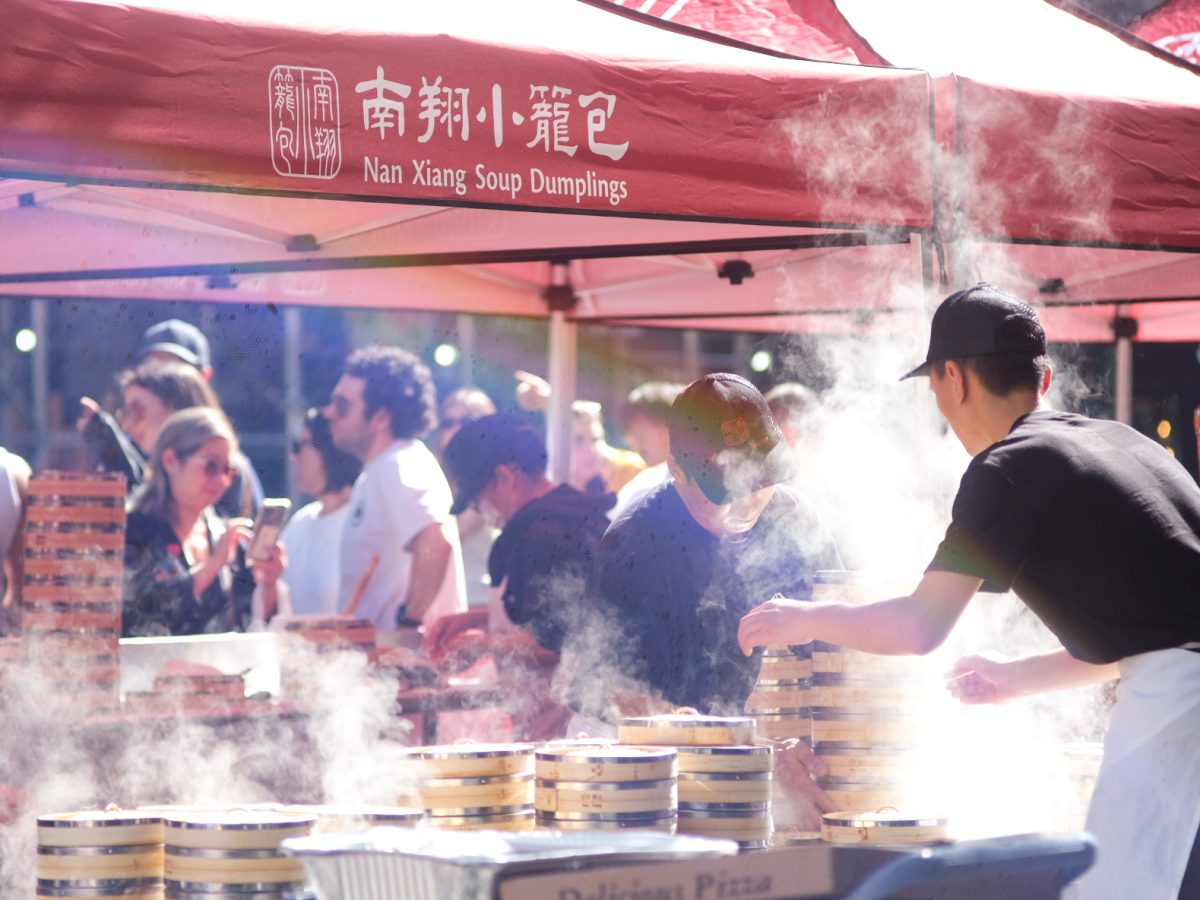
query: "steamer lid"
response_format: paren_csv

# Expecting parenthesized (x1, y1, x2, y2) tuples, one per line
(37, 811, 163, 829)
(397, 743, 534, 760)
(534, 746, 676, 764)
(164, 811, 315, 830)
(678, 745, 771, 757)
(822, 811, 947, 828)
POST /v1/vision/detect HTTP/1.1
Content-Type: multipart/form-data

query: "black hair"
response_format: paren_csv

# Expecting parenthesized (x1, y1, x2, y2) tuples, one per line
(342, 346, 437, 439)
(934, 353, 1051, 396)
(119, 360, 221, 413)
(303, 407, 361, 492)
(764, 382, 818, 428)
(619, 381, 685, 429)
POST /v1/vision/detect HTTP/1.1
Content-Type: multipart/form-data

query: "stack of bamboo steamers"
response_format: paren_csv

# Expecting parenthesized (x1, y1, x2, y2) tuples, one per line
(807, 571, 934, 815)
(618, 714, 772, 850)
(20, 472, 126, 717)
(395, 743, 537, 831)
(36, 809, 163, 900)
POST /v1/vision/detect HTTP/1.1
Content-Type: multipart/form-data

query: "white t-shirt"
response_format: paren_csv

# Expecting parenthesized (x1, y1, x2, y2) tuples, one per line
(279, 500, 349, 616)
(0, 448, 30, 564)
(338, 439, 466, 633)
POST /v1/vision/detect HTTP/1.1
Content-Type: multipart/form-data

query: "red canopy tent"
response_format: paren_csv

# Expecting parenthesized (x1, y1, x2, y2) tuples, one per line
(0, 0, 940, 472)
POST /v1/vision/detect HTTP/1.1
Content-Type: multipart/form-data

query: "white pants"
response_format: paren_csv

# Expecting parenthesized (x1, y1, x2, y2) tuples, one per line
(1071, 649, 1200, 900)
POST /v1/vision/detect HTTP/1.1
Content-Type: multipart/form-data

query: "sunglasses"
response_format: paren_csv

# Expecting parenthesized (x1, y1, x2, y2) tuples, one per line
(326, 395, 354, 418)
(192, 456, 236, 479)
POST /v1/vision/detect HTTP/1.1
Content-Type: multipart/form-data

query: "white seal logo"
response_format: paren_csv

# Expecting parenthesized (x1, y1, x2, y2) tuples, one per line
(269, 65, 341, 179)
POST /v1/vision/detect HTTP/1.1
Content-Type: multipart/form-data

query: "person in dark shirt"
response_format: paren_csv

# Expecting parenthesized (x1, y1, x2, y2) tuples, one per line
(123, 408, 259, 637)
(427, 413, 614, 740)
(581, 373, 841, 825)
(739, 283, 1200, 900)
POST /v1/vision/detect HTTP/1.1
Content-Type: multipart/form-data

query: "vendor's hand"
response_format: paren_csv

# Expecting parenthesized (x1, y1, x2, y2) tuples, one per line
(770, 737, 837, 829)
(514, 370, 551, 412)
(423, 611, 479, 662)
(216, 518, 253, 567)
(251, 540, 286, 585)
(945, 653, 1021, 704)
(76, 396, 101, 433)
(738, 596, 810, 655)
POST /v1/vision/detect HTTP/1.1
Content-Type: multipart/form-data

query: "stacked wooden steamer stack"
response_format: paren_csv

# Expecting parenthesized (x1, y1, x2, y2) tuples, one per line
(617, 714, 771, 851)
(809, 571, 930, 814)
(534, 744, 678, 834)
(162, 810, 314, 898)
(125, 673, 248, 714)
(820, 810, 949, 845)
(395, 743, 535, 831)
(20, 472, 127, 717)
(744, 644, 812, 742)
(36, 809, 165, 900)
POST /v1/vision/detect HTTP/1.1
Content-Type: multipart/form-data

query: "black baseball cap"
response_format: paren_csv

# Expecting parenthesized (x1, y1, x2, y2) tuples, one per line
(669, 374, 796, 505)
(443, 413, 548, 515)
(901, 283, 1046, 380)
(139, 319, 212, 370)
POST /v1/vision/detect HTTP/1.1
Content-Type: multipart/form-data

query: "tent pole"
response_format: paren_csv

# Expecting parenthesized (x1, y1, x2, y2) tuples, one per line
(283, 306, 303, 499)
(1114, 305, 1133, 425)
(31, 299, 49, 469)
(547, 309, 577, 486)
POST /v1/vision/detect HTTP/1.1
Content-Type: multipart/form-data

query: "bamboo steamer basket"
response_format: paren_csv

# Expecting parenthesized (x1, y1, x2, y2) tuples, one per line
(536, 810, 677, 832)
(811, 643, 931, 678)
(617, 714, 756, 747)
(425, 806, 535, 831)
(757, 656, 813, 682)
(279, 804, 423, 833)
(745, 712, 810, 742)
(36, 845, 163, 881)
(36, 878, 163, 898)
(22, 606, 122, 633)
(676, 745, 772, 775)
(814, 744, 922, 779)
(401, 772, 534, 809)
(810, 711, 915, 745)
(677, 772, 771, 805)
(534, 746, 676, 783)
(23, 582, 123, 605)
(395, 743, 534, 779)
(744, 683, 810, 713)
(677, 806, 772, 840)
(38, 812, 166, 849)
(163, 812, 314, 851)
(821, 811, 949, 845)
(758, 645, 813, 682)
(164, 847, 306, 886)
(809, 679, 930, 710)
(153, 675, 244, 699)
(818, 778, 906, 812)
(535, 778, 675, 815)
(769, 828, 823, 847)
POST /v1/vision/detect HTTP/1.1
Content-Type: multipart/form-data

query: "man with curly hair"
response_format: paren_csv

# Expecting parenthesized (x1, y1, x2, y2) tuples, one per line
(325, 346, 466, 641)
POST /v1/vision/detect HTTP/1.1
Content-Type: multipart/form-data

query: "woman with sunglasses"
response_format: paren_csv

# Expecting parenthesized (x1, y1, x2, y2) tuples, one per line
(123, 408, 266, 636)
(273, 409, 361, 616)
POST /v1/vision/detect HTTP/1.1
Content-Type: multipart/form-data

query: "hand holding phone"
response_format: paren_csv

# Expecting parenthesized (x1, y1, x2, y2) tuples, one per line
(245, 499, 291, 563)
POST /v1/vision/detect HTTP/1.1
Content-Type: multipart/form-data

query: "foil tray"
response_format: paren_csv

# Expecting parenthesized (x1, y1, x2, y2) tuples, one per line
(281, 826, 737, 900)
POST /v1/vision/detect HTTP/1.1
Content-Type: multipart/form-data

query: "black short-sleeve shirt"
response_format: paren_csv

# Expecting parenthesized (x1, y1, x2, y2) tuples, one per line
(928, 410, 1200, 662)
(587, 482, 842, 714)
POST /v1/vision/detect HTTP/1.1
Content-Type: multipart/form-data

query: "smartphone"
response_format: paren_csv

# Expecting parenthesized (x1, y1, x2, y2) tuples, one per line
(245, 498, 291, 563)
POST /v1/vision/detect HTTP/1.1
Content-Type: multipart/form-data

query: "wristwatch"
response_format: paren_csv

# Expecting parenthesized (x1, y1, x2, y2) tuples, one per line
(396, 607, 422, 629)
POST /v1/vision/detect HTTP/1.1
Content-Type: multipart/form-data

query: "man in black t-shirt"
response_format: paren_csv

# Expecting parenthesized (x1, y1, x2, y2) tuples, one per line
(739, 283, 1200, 900)
(579, 373, 842, 825)
(428, 413, 614, 741)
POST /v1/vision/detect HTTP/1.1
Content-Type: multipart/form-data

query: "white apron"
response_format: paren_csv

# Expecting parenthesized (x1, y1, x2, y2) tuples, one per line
(1070, 648, 1200, 900)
